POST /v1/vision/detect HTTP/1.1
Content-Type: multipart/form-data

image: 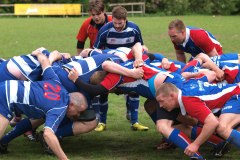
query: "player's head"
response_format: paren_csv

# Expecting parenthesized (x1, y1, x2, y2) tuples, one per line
(112, 6, 127, 31)
(168, 19, 186, 45)
(88, 0, 106, 25)
(66, 92, 88, 118)
(155, 83, 179, 112)
(90, 70, 108, 85)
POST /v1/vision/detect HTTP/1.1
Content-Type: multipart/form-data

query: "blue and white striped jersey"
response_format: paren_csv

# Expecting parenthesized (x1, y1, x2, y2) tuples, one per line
(62, 54, 123, 83)
(93, 21, 143, 49)
(3, 67, 70, 133)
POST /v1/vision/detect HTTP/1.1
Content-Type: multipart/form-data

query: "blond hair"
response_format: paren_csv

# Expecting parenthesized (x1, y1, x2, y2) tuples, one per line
(168, 19, 186, 33)
(155, 83, 179, 98)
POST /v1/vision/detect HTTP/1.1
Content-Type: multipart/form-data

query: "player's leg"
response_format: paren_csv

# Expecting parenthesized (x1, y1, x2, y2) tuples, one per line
(0, 113, 10, 154)
(123, 94, 131, 121)
(157, 107, 205, 159)
(129, 95, 149, 131)
(95, 93, 108, 131)
(217, 113, 240, 147)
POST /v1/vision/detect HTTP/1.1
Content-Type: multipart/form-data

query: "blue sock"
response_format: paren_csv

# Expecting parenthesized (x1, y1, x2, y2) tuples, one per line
(168, 129, 204, 159)
(150, 111, 157, 124)
(227, 129, 240, 148)
(2, 118, 32, 145)
(55, 122, 74, 139)
(129, 96, 140, 125)
(92, 96, 100, 120)
(99, 100, 108, 124)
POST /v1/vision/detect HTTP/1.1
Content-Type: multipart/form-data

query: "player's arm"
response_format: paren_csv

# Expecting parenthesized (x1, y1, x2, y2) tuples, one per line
(131, 42, 144, 68)
(176, 49, 186, 63)
(195, 53, 225, 81)
(184, 113, 219, 156)
(77, 41, 84, 56)
(76, 20, 89, 55)
(31, 50, 50, 70)
(102, 61, 144, 79)
(201, 62, 225, 81)
(44, 128, 69, 160)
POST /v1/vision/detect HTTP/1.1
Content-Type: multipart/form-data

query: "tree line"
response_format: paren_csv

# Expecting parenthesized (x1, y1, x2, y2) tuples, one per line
(1, 0, 240, 15)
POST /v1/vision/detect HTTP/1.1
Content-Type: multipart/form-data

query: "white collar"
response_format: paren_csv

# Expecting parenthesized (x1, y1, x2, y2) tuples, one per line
(178, 89, 187, 116)
(181, 28, 190, 47)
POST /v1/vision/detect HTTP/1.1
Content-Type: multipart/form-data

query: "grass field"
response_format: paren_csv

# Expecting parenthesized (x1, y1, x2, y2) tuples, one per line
(0, 15, 240, 160)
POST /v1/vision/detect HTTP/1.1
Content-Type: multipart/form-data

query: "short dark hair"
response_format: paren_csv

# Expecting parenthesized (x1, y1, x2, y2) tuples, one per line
(168, 19, 186, 33)
(112, 6, 127, 20)
(88, 0, 105, 14)
(90, 71, 108, 85)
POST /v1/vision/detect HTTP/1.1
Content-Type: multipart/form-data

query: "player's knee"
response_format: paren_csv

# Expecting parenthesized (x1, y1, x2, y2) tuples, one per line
(216, 123, 228, 137)
(157, 121, 171, 137)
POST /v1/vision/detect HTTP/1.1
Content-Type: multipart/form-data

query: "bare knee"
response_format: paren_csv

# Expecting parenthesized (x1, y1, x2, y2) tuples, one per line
(157, 120, 174, 138)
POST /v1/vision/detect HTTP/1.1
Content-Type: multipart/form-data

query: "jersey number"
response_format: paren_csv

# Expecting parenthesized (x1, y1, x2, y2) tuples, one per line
(44, 83, 61, 100)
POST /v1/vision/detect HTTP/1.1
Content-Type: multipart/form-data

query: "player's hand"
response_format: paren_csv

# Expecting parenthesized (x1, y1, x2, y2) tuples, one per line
(215, 69, 225, 82)
(114, 52, 128, 62)
(67, 67, 79, 83)
(61, 53, 71, 59)
(131, 67, 144, 79)
(49, 50, 61, 65)
(184, 143, 199, 156)
(31, 50, 41, 56)
(142, 45, 148, 53)
(181, 72, 192, 80)
(133, 59, 144, 68)
(161, 58, 171, 70)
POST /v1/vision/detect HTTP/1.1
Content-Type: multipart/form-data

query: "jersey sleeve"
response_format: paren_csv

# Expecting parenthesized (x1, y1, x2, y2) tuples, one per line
(43, 107, 68, 133)
(191, 30, 215, 54)
(76, 18, 91, 42)
(133, 25, 144, 45)
(100, 73, 123, 90)
(93, 25, 108, 49)
(182, 96, 212, 123)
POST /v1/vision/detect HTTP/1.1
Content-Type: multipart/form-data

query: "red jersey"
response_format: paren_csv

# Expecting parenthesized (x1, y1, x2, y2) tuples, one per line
(76, 13, 112, 49)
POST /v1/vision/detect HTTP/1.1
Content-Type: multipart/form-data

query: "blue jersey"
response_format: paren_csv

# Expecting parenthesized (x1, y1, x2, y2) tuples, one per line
(101, 61, 185, 99)
(62, 54, 123, 83)
(173, 26, 222, 60)
(93, 21, 143, 49)
(179, 75, 240, 122)
(210, 53, 239, 66)
(0, 67, 70, 133)
(10, 48, 66, 82)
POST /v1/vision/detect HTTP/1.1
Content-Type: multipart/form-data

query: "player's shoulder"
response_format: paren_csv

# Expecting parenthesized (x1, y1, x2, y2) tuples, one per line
(126, 21, 139, 28)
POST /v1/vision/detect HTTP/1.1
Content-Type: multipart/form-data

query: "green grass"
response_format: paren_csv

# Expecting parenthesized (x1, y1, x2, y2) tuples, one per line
(0, 15, 240, 159)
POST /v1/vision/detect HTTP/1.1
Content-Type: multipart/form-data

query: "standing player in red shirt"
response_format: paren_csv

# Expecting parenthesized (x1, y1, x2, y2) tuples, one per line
(76, 0, 112, 55)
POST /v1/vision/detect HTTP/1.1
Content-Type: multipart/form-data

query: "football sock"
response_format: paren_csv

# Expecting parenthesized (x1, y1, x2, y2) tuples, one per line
(55, 122, 74, 139)
(92, 96, 100, 121)
(99, 100, 108, 124)
(191, 126, 224, 147)
(227, 129, 240, 148)
(2, 118, 32, 145)
(168, 129, 204, 159)
(129, 96, 140, 125)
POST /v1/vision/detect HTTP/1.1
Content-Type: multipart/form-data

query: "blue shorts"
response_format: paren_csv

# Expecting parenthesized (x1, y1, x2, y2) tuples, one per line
(221, 95, 240, 114)
(0, 60, 18, 82)
(0, 82, 12, 120)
